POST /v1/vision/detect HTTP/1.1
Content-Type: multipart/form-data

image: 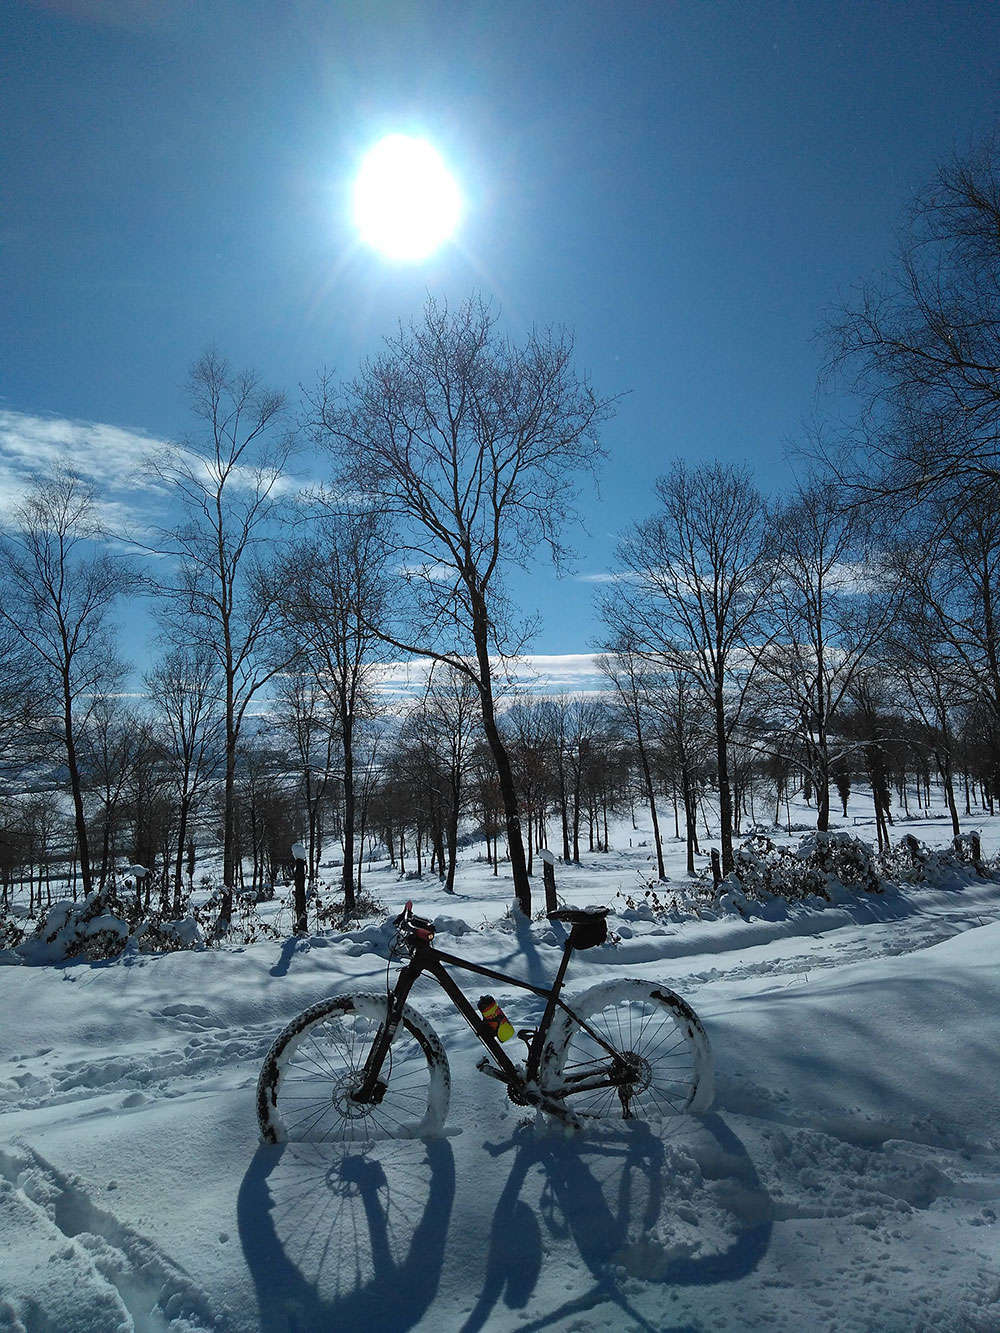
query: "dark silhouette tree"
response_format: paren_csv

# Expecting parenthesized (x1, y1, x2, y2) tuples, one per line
(310, 295, 610, 914)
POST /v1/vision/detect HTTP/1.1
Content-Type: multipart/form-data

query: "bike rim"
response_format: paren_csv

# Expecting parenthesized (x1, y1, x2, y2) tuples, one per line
(561, 998, 696, 1119)
(276, 1010, 433, 1143)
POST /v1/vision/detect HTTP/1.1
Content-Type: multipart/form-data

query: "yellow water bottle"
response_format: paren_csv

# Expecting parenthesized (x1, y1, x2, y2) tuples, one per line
(478, 994, 514, 1042)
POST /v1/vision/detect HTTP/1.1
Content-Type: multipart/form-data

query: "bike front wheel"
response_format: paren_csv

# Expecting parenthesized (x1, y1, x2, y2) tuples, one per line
(541, 979, 713, 1122)
(257, 992, 451, 1144)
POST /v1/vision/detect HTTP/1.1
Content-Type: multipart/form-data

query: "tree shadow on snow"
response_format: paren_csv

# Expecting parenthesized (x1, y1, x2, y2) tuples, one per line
(237, 1136, 455, 1333)
(461, 1113, 772, 1333)
(269, 937, 300, 978)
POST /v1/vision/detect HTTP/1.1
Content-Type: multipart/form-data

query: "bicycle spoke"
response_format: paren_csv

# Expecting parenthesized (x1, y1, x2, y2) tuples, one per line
(548, 984, 705, 1125)
(263, 1000, 438, 1142)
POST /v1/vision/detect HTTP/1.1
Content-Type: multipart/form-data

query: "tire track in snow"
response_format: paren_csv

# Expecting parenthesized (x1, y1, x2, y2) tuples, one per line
(0, 1143, 227, 1331)
(0, 1016, 273, 1115)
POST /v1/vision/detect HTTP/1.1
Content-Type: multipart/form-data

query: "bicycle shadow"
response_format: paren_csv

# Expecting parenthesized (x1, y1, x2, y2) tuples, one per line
(461, 1112, 772, 1333)
(237, 1136, 455, 1332)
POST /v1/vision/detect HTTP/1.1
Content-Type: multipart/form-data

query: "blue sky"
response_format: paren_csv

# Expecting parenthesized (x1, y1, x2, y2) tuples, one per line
(2, 0, 1000, 659)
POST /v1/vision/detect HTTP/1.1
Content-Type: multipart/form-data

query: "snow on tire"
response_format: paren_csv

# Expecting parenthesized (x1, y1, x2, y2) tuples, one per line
(257, 992, 451, 1144)
(541, 978, 713, 1121)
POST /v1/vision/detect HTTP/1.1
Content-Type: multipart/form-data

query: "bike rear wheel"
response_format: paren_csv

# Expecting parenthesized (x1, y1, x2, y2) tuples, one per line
(257, 992, 451, 1144)
(541, 979, 713, 1122)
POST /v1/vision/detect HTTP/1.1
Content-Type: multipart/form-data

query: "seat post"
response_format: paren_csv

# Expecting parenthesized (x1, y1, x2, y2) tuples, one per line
(526, 935, 575, 1078)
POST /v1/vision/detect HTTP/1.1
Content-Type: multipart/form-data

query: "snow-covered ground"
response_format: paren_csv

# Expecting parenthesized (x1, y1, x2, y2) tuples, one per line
(2, 803, 1000, 1331)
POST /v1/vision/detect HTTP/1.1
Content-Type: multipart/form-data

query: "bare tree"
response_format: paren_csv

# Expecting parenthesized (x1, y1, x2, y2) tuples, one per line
(310, 295, 610, 914)
(883, 606, 968, 836)
(269, 670, 338, 891)
(277, 510, 390, 913)
(830, 138, 1000, 498)
(607, 461, 769, 874)
(760, 479, 897, 831)
(650, 668, 713, 875)
(597, 640, 667, 880)
(146, 645, 223, 911)
(410, 663, 480, 892)
(147, 351, 297, 929)
(503, 696, 558, 875)
(0, 620, 39, 777)
(83, 697, 143, 891)
(881, 482, 1000, 804)
(0, 473, 133, 897)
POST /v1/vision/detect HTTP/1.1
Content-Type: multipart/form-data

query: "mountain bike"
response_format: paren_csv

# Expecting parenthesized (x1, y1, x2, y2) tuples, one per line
(257, 901, 713, 1144)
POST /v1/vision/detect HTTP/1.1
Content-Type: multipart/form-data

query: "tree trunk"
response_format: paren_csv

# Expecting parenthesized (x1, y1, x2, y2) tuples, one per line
(635, 726, 665, 880)
(445, 779, 459, 894)
(682, 759, 697, 876)
(556, 747, 571, 862)
(219, 727, 237, 931)
(341, 699, 356, 913)
(174, 794, 191, 914)
(713, 678, 734, 875)
(472, 605, 531, 914)
(62, 675, 93, 898)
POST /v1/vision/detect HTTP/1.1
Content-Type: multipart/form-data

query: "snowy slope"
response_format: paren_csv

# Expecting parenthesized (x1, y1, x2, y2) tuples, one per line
(2, 817, 1000, 1331)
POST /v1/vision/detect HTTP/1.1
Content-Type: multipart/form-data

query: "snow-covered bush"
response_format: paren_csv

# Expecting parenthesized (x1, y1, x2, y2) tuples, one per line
(311, 886, 386, 927)
(952, 830, 987, 873)
(734, 834, 831, 901)
(795, 831, 882, 893)
(0, 903, 28, 951)
(702, 830, 884, 910)
(18, 884, 203, 964)
(193, 890, 281, 944)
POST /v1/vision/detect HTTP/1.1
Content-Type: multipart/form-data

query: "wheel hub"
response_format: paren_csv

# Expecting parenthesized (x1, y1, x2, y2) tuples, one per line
(618, 1051, 653, 1094)
(332, 1076, 384, 1119)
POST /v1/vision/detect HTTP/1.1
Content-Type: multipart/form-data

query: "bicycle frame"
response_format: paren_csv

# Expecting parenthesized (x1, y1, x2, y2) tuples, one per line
(353, 932, 625, 1112)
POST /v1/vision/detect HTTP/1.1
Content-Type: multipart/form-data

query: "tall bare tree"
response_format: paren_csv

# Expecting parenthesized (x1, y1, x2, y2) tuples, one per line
(0, 473, 133, 897)
(269, 670, 338, 890)
(148, 352, 297, 928)
(83, 697, 143, 891)
(607, 461, 769, 875)
(277, 510, 389, 913)
(884, 483, 1000, 800)
(831, 138, 1000, 498)
(411, 663, 480, 891)
(760, 479, 897, 831)
(597, 640, 667, 880)
(0, 621, 38, 777)
(146, 645, 223, 911)
(310, 295, 610, 914)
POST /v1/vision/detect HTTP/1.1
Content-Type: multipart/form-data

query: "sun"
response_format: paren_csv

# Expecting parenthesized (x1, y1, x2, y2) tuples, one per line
(353, 134, 462, 262)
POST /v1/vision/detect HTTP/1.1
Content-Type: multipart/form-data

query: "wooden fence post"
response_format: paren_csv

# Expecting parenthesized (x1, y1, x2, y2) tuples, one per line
(291, 841, 308, 935)
(540, 848, 558, 915)
(710, 848, 722, 889)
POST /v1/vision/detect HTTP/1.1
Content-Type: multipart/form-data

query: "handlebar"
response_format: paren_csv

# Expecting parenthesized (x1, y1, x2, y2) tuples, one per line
(392, 900, 435, 942)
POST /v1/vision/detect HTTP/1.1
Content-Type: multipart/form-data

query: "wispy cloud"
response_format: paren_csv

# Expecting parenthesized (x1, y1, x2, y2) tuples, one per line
(373, 653, 607, 701)
(0, 409, 166, 503)
(0, 409, 313, 539)
(574, 570, 632, 584)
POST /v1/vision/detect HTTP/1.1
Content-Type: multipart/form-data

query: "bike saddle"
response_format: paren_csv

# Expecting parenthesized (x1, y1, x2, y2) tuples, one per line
(546, 906, 610, 923)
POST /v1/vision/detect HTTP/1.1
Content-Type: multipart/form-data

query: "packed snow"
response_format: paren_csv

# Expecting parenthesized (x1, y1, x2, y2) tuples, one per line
(2, 805, 999, 1331)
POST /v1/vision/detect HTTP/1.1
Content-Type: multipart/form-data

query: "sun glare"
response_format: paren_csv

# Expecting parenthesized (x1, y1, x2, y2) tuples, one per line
(353, 134, 462, 262)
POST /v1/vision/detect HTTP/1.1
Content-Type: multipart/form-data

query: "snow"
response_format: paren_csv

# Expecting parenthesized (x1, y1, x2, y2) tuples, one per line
(2, 806, 999, 1330)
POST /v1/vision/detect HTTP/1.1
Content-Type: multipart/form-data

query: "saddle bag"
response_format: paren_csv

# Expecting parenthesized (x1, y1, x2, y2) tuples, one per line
(569, 917, 608, 950)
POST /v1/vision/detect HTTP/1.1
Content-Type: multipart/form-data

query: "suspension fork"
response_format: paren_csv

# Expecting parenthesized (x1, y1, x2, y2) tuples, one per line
(352, 955, 423, 1102)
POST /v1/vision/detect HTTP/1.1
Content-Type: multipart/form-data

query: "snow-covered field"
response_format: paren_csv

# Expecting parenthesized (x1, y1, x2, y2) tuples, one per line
(2, 805, 1000, 1331)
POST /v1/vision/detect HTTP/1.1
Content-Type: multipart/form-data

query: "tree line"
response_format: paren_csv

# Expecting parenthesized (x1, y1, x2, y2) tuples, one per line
(4, 137, 1000, 926)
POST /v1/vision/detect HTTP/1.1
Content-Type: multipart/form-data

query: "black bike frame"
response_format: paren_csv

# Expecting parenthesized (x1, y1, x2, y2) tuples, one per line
(355, 933, 623, 1105)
